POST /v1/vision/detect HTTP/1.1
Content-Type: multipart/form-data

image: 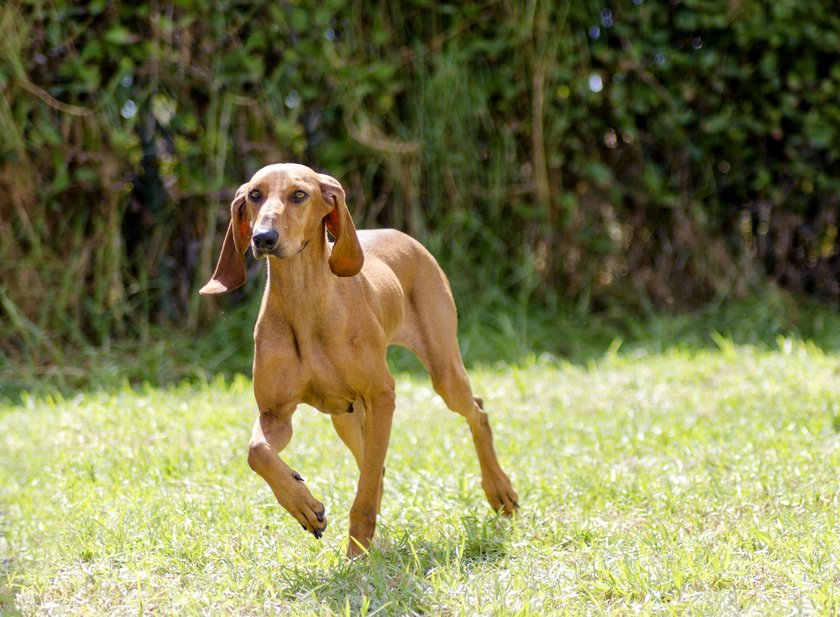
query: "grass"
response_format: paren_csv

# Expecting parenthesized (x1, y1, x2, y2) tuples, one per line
(2, 332, 840, 614)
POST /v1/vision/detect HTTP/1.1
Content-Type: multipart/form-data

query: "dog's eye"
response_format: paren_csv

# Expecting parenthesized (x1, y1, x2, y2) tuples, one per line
(248, 189, 262, 201)
(290, 190, 308, 203)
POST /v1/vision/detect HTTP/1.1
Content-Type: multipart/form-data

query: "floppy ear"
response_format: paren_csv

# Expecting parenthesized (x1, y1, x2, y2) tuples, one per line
(199, 185, 252, 295)
(318, 173, 364, 277)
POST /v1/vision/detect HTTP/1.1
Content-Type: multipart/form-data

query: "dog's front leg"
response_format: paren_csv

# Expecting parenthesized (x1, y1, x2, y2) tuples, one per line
(247, 411, 328, 538)
(347, 387, 395, 556)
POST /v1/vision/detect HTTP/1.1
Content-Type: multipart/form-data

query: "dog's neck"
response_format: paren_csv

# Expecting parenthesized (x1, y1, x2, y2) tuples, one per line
(262, 227, 335, 318)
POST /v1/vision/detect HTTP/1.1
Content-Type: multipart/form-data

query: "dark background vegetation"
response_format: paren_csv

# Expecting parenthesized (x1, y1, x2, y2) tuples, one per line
(2, 0, 840, 392)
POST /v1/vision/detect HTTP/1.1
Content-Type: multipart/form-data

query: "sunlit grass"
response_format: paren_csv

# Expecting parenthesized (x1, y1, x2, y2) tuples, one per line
(2, 338, 840, 614)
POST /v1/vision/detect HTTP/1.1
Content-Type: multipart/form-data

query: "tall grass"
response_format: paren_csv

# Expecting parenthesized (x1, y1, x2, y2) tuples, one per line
(4, 284, 840, 407)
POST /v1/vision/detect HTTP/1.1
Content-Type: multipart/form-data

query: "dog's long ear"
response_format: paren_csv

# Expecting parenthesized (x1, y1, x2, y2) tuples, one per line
(199, 185, 252, 295)
(318, 173, 364, 277)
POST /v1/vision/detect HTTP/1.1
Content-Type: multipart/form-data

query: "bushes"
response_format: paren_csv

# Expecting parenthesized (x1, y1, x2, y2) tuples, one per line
(1, 0, 839, 365)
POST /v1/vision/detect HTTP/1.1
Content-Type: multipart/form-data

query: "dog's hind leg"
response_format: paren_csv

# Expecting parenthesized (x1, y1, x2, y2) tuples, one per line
(428, 355, 519, 515)
(398, 285, 519, 515)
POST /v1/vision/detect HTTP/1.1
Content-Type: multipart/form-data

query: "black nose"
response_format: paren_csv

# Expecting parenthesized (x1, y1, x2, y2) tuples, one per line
(252, 229, 279, 252)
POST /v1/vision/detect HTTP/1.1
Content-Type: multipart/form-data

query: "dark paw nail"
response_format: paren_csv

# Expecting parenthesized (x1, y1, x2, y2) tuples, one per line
(292, 471, 305, 482)
(314, 529, 322, 539)
(316, 511, 325, 523)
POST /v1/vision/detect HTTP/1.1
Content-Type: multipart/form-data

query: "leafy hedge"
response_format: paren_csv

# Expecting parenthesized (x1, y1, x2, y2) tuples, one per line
(1, 0, 839, 364)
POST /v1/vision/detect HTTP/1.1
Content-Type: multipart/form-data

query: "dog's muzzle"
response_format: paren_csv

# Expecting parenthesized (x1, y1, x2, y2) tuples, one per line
(252, 229, 279, 255)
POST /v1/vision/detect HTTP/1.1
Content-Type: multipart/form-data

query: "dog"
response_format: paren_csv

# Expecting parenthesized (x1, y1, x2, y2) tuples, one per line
(200, 163, 518, 556)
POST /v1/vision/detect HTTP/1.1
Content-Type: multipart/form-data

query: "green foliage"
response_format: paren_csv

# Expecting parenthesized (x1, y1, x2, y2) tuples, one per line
(1, 0, 839, 368)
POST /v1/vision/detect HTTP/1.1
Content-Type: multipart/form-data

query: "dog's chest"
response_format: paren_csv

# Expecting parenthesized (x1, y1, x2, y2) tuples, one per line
(298, 343, 363, 414)
(254, 323, 363, 414)
(301, 382, 355, 414)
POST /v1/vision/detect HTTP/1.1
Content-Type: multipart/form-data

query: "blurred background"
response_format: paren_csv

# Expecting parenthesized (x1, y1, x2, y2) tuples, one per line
(2, 0, 840, 393)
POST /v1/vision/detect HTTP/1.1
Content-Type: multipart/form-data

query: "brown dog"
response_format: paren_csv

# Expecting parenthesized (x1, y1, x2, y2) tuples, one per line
(200, 163, 518, 556)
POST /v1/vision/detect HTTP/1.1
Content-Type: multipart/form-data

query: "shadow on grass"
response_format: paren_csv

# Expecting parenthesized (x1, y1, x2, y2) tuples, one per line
(278, 514, 512, 615)
(0, 564, 21, 617)
(0, 516, 23, 617)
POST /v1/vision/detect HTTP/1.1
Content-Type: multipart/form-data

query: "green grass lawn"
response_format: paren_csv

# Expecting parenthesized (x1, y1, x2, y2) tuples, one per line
(2, 339, 840, 614)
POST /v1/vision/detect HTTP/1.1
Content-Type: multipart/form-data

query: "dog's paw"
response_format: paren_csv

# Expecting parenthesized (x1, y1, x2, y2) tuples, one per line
(282, 478, 328, 539)
(482, 472, 519, 516)
(296, 497, 327, 539)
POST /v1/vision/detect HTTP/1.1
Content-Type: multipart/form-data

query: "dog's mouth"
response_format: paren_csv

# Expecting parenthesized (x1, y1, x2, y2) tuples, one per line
(252, 240, 310, 260)
(252, 246, 286, 260)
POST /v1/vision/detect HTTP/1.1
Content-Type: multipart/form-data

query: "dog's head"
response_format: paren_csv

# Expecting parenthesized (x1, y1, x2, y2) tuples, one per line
(200, 163, 363, 295)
